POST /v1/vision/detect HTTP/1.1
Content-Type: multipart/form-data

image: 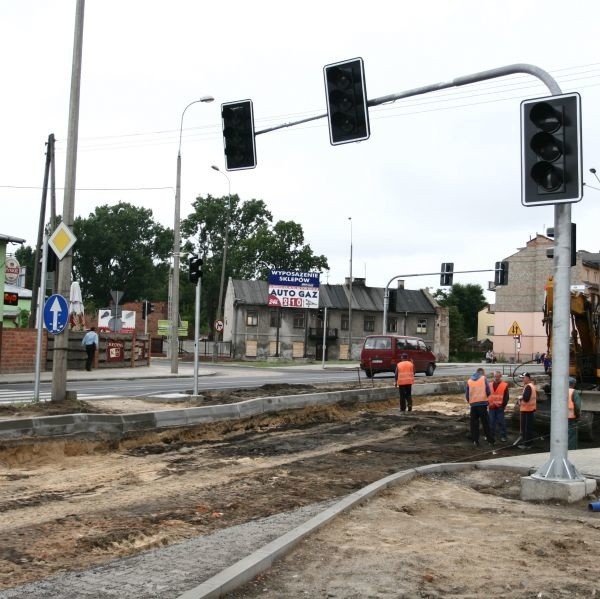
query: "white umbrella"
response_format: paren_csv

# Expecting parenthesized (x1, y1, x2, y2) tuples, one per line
(69, 281, 85, 331)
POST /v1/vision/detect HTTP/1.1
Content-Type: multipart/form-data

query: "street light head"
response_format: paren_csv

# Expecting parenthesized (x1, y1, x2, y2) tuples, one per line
(211, 165, 220, 172)
(591, 168, 597, 174)
(200, 96, 215, 103)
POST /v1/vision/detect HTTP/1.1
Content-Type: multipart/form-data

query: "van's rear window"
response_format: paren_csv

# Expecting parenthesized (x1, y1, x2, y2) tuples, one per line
(364, 337, 391, 349)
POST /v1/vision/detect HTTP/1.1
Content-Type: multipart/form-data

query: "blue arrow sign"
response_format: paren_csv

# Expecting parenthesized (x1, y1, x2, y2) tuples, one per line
(43, 294, 69, 335)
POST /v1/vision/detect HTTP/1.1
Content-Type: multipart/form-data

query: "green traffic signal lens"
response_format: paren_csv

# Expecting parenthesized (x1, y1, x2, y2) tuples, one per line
(530, 132, 562, 162)
(531, 161, 564, 191)
(530, 102, 562, 133)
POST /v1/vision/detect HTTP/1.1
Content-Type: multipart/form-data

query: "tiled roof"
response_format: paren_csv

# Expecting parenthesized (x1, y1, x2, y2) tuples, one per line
(231, 280, 434, 314)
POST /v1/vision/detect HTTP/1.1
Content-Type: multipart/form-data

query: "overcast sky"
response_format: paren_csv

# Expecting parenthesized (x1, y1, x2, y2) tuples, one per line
(2, 0, 600, 302)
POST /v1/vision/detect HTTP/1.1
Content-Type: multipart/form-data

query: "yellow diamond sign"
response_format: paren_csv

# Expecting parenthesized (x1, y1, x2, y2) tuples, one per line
(48, 222, 77, 261)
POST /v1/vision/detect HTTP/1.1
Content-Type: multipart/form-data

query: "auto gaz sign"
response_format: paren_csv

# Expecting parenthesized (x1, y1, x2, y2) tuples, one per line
(267, 270, 320, 309)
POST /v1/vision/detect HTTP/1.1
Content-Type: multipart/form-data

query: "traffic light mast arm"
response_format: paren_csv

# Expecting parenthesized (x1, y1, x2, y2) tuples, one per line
(255, 63, 560, 136)
(381, 268, 496, 335)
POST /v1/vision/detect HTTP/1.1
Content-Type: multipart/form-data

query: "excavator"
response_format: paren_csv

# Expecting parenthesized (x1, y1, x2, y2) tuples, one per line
(541, 276, 600, 440)
(543, 276, 600, 383)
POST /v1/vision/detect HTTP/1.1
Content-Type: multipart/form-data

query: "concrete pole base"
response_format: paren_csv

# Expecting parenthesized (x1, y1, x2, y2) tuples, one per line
(521, 475, 597, 503)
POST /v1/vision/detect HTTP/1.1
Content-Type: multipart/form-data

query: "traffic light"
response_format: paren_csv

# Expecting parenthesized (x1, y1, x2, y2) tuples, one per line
(189, 255, 203, 284)
(494, 261, 509, 286)
(440, 263, 454, 286)
(221, 100, 256, 171)
(521, 93, 582, 206)
(323, 57, 370, 145)
(545, 224, 577, 266)
(142, 301, 155, 320)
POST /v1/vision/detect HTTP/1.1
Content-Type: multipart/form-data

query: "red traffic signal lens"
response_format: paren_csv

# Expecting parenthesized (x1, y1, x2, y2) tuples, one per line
(529, 102, 562, 133)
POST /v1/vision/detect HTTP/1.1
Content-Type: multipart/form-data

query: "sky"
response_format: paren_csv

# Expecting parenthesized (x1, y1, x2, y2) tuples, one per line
(2, 0, 600, 303)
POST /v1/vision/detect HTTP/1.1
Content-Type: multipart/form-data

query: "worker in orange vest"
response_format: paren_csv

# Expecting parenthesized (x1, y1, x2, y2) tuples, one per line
(568, 377, 582, 450)
(488, 370, 510, 443)
(395, 353, 415, 412)
(466, 367, 494, 448)
(517, 372, 537, 449)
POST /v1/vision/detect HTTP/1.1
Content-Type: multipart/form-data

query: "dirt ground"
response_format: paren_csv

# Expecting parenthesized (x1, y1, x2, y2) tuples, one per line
(0, 381, 599, 596)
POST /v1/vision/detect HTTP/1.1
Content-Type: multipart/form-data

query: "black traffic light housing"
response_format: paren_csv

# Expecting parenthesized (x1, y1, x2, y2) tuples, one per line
(546, 224, 577, 266)
(440, 263, 454, 286)
(189, 255, 203, 284)
(494, 261, 509, 286)
(221, 100, 256, 171)
(521, 92, 582, 206)
(323, 57, 370, 145)
(142, 301, 154, 320)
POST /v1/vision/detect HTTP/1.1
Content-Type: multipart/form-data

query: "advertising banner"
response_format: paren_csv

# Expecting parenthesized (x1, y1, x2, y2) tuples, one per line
(267, 270, 320, 309)
(98, 309, 136, 332)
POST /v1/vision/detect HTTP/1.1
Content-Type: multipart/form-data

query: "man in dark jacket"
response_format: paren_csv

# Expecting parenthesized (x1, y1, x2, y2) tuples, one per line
(465, 368, 494, 449)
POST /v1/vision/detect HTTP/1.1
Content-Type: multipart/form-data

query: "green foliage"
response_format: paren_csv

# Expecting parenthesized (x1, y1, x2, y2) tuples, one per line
(72, 202, 173, 305)
(434, 283, 487, 354)
(15, 245, 34, 289)
(181, 194, 329, 329)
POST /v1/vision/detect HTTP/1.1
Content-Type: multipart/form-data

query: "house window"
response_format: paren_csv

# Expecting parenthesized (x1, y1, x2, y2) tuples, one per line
(388, 317, 397, 333)
(246, 311, 258, 327)
(341, 313, 349, 331)
(364, 315, 375, 332)
(293, 312, 305, 329)
(417, 319, 427, 334)
(487, 325, 495, 335)
(270, 309, 281, 328)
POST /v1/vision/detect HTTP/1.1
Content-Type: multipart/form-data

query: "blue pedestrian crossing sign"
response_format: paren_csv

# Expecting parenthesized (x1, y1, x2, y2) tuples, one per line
(43, 294, 69, 334)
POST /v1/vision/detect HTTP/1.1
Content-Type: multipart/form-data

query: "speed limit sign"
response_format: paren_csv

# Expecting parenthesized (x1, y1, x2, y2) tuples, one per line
(214, 319, 224, 332)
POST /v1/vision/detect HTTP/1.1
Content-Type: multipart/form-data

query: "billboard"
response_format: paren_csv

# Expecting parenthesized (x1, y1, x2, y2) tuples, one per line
(267, 270, 320, 309)
(98, 309, 136, 332)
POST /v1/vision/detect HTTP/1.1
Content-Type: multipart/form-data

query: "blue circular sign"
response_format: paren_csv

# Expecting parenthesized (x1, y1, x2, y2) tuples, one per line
(43, 294, 69, 335)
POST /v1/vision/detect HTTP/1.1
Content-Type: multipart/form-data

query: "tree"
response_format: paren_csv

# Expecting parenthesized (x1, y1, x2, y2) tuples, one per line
(72, 202, 173, 308)
(181, 194, 328, 330)
(434, 283, 486, 355)
(15, 245, 34, 290)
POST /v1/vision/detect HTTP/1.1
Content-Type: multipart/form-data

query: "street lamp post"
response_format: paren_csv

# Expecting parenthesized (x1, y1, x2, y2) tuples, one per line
(591, 168, 600, 185)
(211, 165, 231, 342)
(171, 96, 214, 374)
(347, 217, 353, 360)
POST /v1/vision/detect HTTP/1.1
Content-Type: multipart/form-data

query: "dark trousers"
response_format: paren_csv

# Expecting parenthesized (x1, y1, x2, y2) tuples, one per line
(568, 419, 578, 450)
(85, 344, 96, 371)
(470, 404, 494, 444)
(520, 411, 535, 445)
(398, 385, 412, 411)
(488, 407, 507, 438)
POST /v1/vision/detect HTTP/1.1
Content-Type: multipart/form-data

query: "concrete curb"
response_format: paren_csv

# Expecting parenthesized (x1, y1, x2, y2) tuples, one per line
(176, 460, 535, 599)
(0, 381, 466, 440)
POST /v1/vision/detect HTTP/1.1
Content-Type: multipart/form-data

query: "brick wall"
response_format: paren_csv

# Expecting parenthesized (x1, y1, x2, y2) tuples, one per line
(0, 327, 47, 373)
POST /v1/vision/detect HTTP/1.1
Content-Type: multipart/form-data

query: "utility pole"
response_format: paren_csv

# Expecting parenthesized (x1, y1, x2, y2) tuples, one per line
(52, 0, 85, 402)
(29, 134, 55, 328)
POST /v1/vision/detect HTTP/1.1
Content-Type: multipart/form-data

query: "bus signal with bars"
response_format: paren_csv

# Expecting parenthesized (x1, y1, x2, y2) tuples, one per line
(221, 100, 256, 171)
(494, 261, 509, 286)
(521, 92, 582, 206)
(440, 262, 454, 286)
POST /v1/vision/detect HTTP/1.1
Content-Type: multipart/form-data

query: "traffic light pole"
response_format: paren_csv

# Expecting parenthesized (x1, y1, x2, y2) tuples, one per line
(193, 278, 201, 396)
(382, 268, 494, 336)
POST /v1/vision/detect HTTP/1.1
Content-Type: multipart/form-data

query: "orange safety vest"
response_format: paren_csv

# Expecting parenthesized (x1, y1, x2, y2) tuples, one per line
(396, 361, 415, 385)
(520, 383, 537, 412)
(568, 388, 576, 420)
(467, 377, 488, 404)
(488, 381, 508, 409)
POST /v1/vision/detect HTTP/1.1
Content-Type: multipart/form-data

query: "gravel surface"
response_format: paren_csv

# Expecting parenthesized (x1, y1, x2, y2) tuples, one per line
(0, 500, 335, 599)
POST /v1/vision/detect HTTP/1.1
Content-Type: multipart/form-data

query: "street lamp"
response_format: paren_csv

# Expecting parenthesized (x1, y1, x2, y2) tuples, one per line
(211, 165, 232, 342)
(347, 216, 353, 360)
(591, 168, 600, 184)
(171, 95, 214, 374)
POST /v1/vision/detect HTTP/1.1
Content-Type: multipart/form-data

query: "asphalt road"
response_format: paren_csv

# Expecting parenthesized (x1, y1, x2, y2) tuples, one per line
(0, 362, 544, 405)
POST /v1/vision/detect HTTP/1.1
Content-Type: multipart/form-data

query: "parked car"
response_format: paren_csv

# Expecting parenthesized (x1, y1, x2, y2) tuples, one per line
(360, 334, 436, 378)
